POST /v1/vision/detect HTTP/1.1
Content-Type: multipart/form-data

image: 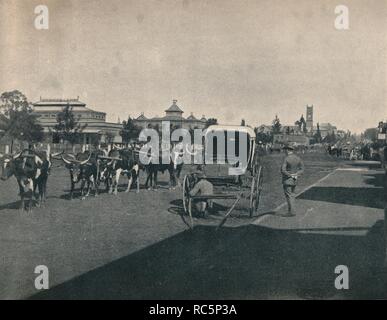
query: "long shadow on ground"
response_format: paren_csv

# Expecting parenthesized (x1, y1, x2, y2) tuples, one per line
(297, 186, 384, 209)
(30, 221, 386, 300)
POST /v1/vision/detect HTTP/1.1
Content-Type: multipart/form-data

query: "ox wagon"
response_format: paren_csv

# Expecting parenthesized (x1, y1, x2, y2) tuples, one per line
(182, 125, 263, 228)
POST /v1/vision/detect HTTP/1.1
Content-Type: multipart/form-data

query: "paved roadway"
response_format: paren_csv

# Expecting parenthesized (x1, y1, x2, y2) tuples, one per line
(254, 162, 384, 236)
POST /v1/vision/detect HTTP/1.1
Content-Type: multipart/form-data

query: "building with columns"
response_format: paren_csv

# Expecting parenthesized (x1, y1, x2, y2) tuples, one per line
(32, 97, 122, 144)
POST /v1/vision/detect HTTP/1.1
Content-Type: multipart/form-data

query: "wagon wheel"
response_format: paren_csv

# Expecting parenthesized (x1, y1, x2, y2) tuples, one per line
(182, 174, 194, 228)
(255, 165, 263, 212)
(249, 165, 263, 217)
(249, 176, 257, 217)
(250, 151, 259, 177)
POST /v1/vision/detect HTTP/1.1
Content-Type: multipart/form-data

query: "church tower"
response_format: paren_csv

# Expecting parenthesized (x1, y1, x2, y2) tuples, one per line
(306, 105, 313, 133)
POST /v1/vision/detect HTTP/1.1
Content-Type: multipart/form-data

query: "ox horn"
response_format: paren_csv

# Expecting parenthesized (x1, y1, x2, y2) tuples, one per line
(97, 155, 110, 160)
(61, 153, 90, 165)
(61, 155, 73, 165)
(113, 144, 123, 150)
(184, 145, 197, 156)
(13, 151, 22, 159)
(51, 150, 64, 157)
(35, 155, 43, 165)
(79, 155, 91, 165)
(98, 155, 121, 161)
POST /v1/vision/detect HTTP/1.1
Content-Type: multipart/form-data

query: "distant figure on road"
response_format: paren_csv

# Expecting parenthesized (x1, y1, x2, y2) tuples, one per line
(281, 144, 304, 217)
(254, 141, 266, 167)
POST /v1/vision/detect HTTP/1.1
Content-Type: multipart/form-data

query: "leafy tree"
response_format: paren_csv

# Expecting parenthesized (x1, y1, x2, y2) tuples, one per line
(313, 123, 322, 143)
(295, 115, 307, 133)
(121, 117, 142, 143)
(254, 128, 272, 144)
(363, 128, 378, 142)
(0, 90, 32, 115)
(53, 103, 86, 145)
(286, 126, 290, 135)
(205, 118, 218, 128)
(300, 115, 307, 133)
(324, 131, 337, 144)
(272, 115, 282, 134)
(0, 90, 44, 151)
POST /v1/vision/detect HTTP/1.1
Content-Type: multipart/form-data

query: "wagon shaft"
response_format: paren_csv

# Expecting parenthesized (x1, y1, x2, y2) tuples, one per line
(206, 176, 241, 186)
(190, 194, 240, 201)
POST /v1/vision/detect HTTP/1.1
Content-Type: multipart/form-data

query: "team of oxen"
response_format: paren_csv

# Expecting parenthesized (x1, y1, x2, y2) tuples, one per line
(0, 144, 185, 211)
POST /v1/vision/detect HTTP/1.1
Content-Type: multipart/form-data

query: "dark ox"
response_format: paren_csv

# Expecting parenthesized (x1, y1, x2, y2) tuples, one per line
(143, 149, 184, 190)
(0, 149, 53, 211)
(99, 148, 140, 195)
(61, 152, 98, 200)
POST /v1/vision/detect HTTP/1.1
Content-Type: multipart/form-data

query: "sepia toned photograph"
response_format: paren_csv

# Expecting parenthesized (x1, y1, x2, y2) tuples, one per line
(0, 0, 386, 303)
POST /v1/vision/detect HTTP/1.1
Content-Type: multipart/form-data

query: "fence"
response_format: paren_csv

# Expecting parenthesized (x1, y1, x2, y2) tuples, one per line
(0, 142, 102, 155)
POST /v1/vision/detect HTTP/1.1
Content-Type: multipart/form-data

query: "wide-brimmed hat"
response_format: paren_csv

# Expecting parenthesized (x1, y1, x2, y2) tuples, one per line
(282, 143, 294, 150)
(193, 165, 206, 178)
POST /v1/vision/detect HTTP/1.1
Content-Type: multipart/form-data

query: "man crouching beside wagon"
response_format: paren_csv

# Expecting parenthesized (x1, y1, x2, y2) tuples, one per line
(189, 166, 214, 218)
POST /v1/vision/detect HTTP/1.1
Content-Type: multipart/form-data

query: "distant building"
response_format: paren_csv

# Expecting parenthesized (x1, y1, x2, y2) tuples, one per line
(281, 125, 304, 135)
(319, 123, 337, 139)
(133, 100, 208, 130)
(256, 125, 272, 134)
(273, 133, 310, 146)
(32, 97, 122, 144)
(257, 105, 341, 144)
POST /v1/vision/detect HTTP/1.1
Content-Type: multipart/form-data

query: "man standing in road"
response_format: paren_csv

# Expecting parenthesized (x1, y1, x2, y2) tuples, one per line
(281, 144, 304, 217)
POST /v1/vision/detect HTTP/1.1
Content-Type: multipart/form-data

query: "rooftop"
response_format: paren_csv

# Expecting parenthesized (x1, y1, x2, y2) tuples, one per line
(33, 97, 86, 107)
(165, 99, 183, 113)
(187, 113, 197, 120)
(136, 113, 148, 120)
(136, 100, 206, 122)
(32, 97, 105, 115)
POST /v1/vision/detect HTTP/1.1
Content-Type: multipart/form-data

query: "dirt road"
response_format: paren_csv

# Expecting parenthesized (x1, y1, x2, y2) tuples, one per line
(2, 152, 384, 299)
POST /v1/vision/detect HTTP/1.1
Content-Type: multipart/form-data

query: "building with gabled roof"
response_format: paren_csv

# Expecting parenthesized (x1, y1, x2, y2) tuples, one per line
(187, 113, 197, 121)
(133, 100, 208, 130)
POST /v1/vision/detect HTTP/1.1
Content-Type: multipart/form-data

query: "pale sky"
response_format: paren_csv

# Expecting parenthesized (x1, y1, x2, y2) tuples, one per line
(0, 0, 386, 133)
